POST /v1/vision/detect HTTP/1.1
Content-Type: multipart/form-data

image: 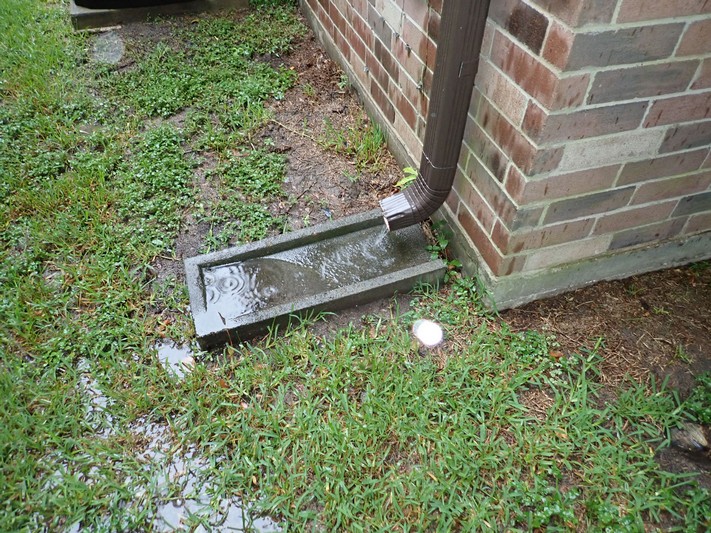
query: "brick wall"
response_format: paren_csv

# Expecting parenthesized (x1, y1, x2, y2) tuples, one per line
(302, 0, 711, 307)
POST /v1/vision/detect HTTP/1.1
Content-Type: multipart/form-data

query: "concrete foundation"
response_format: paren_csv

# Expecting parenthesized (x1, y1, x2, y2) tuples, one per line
(436, 208, 711, 310)
(70, 0, 248, 30)
(185, 210, 445, 349)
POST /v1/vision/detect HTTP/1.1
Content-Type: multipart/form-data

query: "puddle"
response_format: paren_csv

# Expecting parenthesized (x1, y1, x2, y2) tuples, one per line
(92, 30, 125, 65)
(202, 223, 424, 323)
(155, 340, 195, 379)
(70, 358, 280, 530)
(77, 358, 115, 435)
(132, 421, 280, 532)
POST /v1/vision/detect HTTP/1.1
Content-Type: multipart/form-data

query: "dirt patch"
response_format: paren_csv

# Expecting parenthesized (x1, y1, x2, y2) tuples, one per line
(505, 263, 711, 488)
(113, 12, 402, 287)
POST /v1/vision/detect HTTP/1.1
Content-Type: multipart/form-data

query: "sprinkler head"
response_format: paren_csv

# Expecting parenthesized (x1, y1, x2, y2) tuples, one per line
(412, 319, 443, 348)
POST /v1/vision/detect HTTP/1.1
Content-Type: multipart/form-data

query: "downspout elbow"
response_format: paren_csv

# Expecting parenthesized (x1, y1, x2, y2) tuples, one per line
(380, 155, 455, 231)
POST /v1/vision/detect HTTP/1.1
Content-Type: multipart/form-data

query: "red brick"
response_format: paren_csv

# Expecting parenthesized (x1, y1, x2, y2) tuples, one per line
(593, 201, 677, 234)
(542, 21, 574, 71)
(588, 61, 699, 104)
(521, 100, 547, 139)
(481, 21, 495, 58)
(400, 73, 427, 117)
(496, 218, 594, 254)
(488, 0, 518, 28)
(453, 173, 498, 233)
(610, 218, 686, 250)
(496, 0, 549, 55)
(505, 164, 620, 204)
(460, 148, 544, 232)
(475, 60, 529, 126)
(374, 37, 399, 83)
(351, 7, 372, 48)
(677, 19, 711, 56)
(401, 17, 430, 62)
(463, 113, 509, 182)
(618, 149, 708, 185)
(402, 0, 429, 30)
(528, 147, 565, 175)
(428, 0, 442, 14)
(544, 187, 635, 224)
(394, 90, 417, 129)
(672, 190, 711, 216)
(661, 120, 711, 153)
(631, 170, 711, 204)
(368, 2, 393, 47)
(426, 7, 440, 42)
(334, 27, 349, 59)
(458, 208, 525, 276)
(318, 6, 334, 37)
(528, 102, 648, 144)
(530, 0, 617, 27)
(445, 186, 460, 217)
(685, 211, 711, 234)
(369, 77, 395, 123)
(551, 73, 590, 110)
(393, 36, 426, 82)
(351, 0, 366, 12)
(645, 91, 711, 127)
(491, 31, 557, 108)
(692, 59, 711, 89)
(366, 47, 389, 91)
(477, 92, 539, 173)
(566, 24, 684, 70)
(506, 205, 545, 231)
(330, 0, 347, 35)
(462, 115, 510, 181)
(393, 112, 422, 160)
(617, 0, 711, 23)
(347, 26, 366, 61)
(490, 33, 589, 109)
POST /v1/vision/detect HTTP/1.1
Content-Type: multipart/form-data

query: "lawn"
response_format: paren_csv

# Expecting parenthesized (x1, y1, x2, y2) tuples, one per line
(1, 0, 709, 530)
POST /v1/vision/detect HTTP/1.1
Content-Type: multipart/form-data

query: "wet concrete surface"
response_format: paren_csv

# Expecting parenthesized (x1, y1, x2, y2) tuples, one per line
(185, 209, 445, 348)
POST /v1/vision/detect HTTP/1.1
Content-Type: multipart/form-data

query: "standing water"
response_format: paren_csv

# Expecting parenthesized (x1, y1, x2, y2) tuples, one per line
(201, 222, 422, 324)
(154, 340, 195, 379)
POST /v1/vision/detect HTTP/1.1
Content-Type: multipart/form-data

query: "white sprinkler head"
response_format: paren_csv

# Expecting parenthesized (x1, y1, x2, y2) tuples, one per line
(412, 319, 444, 347)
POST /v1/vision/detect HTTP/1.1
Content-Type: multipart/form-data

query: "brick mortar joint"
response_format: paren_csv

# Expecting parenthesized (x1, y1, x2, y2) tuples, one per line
(495, 18, 711, 80)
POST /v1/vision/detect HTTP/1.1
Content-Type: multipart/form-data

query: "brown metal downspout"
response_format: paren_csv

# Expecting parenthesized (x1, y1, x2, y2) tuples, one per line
(380, 0, 491, 231)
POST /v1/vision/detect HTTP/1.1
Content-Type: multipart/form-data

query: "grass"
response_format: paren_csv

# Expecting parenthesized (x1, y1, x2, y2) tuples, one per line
(1, 0, 709, 531)
(320, 115, 388, 173)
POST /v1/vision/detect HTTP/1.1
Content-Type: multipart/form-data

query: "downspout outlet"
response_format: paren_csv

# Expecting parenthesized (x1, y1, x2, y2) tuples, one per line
(380, 156, 456, 232)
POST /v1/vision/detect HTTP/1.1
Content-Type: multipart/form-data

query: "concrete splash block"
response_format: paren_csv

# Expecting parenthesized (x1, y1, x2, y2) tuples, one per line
(70, 0, 249, 30)
(185, 210, 445, 349)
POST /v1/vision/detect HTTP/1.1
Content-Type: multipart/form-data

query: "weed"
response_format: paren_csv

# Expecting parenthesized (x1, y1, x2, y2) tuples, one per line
(395, 165, 418, 189)
(320, 115, 387, 172)
(674, 344, 692, 363)
(337, 73, 350, 91)
(302, 82, 316, 98)
(426, 220, 462, 282)
(214, 149, 287, 200)
(685, 373, 711, 425)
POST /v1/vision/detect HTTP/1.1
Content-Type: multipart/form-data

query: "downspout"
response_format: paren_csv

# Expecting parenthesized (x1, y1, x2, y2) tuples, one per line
(380, 0, 491, 231)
